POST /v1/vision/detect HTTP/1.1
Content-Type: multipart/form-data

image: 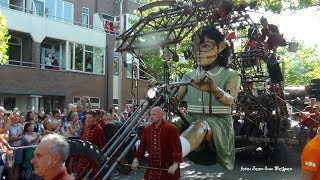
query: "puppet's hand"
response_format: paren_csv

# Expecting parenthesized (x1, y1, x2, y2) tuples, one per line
(191, 72, 217, 93)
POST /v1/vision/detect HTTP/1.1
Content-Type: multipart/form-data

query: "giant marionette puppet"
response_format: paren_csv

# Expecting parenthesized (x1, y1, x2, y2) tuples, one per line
(173, 25, 241, 171)
(134, 25, 241, 172)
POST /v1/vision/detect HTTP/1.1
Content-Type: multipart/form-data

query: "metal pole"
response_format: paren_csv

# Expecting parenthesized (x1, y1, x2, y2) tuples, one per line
(118, 0, 124, 114)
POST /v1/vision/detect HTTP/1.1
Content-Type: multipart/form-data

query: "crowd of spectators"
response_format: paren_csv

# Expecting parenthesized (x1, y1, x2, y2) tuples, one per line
(0, 96, 131, 180)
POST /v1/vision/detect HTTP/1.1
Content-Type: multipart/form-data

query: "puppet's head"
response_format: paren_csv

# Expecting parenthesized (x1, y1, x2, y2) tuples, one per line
(191, 25, 229, 68)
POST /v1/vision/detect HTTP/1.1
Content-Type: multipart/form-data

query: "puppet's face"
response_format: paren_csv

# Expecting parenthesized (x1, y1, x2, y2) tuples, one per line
(192, 36, 225, 67)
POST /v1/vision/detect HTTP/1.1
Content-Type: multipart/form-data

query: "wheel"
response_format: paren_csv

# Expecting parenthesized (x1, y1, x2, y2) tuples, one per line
(102, 121, 136, 175)
(66, 139, 107, 179)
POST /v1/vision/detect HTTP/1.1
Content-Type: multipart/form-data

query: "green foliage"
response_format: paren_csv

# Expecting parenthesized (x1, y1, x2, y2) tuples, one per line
(0, 11, 10, 64)
(279, 44, 320, 86)
(134, 0, 320, 82)
(140, 0, 320, 14)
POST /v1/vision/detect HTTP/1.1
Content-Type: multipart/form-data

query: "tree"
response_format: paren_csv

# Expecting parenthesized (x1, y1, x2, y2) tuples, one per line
(0, 11, 10, 64)
(279, 44, 320, 86)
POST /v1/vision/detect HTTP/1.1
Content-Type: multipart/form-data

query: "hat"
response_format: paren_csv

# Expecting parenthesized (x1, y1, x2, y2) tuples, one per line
(123, 110, 128, 114)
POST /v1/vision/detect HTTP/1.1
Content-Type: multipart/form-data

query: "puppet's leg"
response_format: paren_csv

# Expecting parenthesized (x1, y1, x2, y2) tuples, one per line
(179, 120, 212, 157)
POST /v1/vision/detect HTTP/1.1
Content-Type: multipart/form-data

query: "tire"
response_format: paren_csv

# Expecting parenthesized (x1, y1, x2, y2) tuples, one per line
(66, 139, 107, 179)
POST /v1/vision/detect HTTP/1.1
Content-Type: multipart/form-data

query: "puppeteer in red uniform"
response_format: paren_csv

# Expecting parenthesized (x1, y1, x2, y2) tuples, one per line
(134, 107, 182, 180)
(77, 110, 107, 179)
(260, 17, 286, 54)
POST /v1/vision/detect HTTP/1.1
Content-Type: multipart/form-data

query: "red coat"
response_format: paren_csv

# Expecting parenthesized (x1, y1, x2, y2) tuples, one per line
(51, 169, 73, 180)
(77, 124, 106, 179)
(136, 120, 182, 180)
(261, 24, 286, 49)
(81, 124, 106, 149)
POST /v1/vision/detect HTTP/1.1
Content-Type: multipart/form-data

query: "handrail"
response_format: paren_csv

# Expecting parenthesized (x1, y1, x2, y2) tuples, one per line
(39, 63, 66, 71)
(2, 60, 35, 67)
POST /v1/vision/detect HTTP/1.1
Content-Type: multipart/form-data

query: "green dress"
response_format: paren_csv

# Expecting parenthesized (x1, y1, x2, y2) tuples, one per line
(183, 66, 239, 171)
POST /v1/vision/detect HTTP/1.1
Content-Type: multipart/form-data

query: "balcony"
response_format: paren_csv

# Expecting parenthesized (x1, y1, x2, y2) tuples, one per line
(0, 1, 106, 48)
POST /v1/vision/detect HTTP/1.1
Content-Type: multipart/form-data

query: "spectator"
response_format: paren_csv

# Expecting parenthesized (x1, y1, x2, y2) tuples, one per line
(0, 134, 14, 178)
(303, 98, 317, 113)
(26, 110, 42, 133)
(77, 96, 91, 124)
(51, 109, 62, 133)
(51, 53, 59, 70)
(31, 134, 73, 180)
(43, 119, 55, 135)
(104, 21, 111, 33)
(301, 127, 320, 180)
(0, 106, 10, 134)
(23, 122, 41, 180)
(8, 109, 24, 180)
(131, 107, 182, 180)
(63, 112, 82, 139)
(120, 110, 129, 123)
(44, 53, 52, 69)
(109, 107, 119, 121)
(68, 103, 77, 114)
(95, 109, 105, 127)
(19, 112, 26, 125)
(103, 113, 112, 123)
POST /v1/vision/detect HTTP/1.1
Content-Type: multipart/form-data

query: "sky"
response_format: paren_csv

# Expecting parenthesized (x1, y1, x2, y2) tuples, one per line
(250, 7, 320, 46)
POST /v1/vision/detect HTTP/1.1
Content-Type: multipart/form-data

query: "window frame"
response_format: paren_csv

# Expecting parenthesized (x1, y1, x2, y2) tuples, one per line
(82, 7, 89, 27)
(7, 36, 22, 64)
(69, 42, 105, 74)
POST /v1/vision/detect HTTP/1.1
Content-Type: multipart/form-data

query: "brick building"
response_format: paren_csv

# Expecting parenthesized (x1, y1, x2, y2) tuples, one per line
(0, 0, 148, 113)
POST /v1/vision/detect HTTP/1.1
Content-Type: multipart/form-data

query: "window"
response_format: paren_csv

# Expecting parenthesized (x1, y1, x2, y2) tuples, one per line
(69, 42, 74, 69)
(34, 0, 74, 23)
(4, 97, 16, 111)
(93, 47, 104, 74)
(7, 37, 22, 65)
(113, 53, 119, 75)
(126, 53, 138, 78)
(40, 43, 61, 69)
(85, 45, 93, 73)
(113, 99, 118, 107)
(75, 43, 83, 71)
(69, 42, 104, 74)
(90, 97, 100, 109)
(102, 14, 118, 33)
(56, 0, 62, 19)
(63, 2, 73, 24)
(102, 14, 114, 22)
(0, 0, 9, 8)
(45, 0, 55, 19)
(73, 96, 80, 104)
(9, 0, 23, 11)
(32, 0, 44, 16)
(82, 7, 89, 27)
